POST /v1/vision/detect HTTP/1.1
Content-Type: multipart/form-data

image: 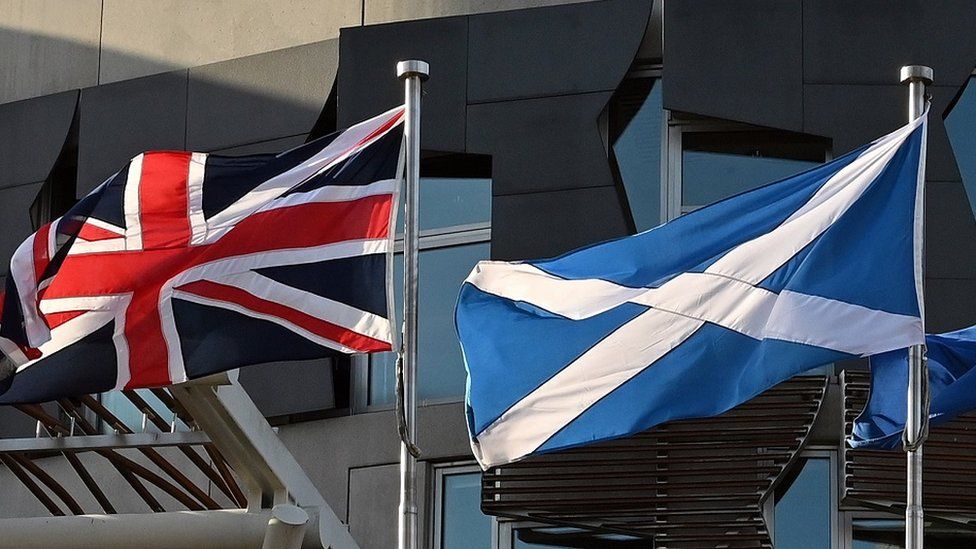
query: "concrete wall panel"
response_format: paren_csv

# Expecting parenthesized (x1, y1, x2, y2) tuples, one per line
(492, 187, 630, 260)
(277, 402, 469, 521)
(338, 17, 467, 152)
(77, 71, 188, 197)
(803, 84, 960, 182)
(347, 464, 399, 549)
(926, 181, 976, 280)
(187, 41, 337, 152)
(927, 278, 976, 333)
(239, 359, 337, 418)
(466, 92, 616, 195)
(0, 90, 77, 188)
(0, 0, 101, 104)
(467, 0, 650, 103)
(0, 182, 42, 267)
(802, 0, 976, 90)
(99, 0, 360, 84)
(664, 0, 803, 131)
(364, 0, 592, 25)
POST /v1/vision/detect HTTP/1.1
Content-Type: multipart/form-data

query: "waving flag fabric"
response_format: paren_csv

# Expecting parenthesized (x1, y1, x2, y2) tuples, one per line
(457, 113, 928, 469)
(851, 326, 976, 449)
(0, 106, 404, 404)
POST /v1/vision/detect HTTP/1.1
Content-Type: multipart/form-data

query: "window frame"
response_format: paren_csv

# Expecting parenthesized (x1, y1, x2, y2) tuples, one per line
(665, 113, 833, 221)
(351, 220, 492, 414)
(605, 67, 666, 233)
(769, 446, 841, 549)
(431, 461, 498, 549)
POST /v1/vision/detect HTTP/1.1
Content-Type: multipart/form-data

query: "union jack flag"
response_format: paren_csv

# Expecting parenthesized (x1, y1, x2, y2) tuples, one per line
(0, 107, 404, 403)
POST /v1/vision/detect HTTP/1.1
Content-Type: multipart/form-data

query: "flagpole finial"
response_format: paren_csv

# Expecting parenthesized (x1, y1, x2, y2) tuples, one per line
(900, 65, 934, 86)
(397, 60, 430, 81)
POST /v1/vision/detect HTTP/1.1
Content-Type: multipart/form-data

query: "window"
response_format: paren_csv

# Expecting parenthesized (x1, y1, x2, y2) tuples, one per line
(610, 76, 664, 232)
(366, 175, 492, 408)
(99, 389, 184, 434)
(666, 115, 829, 219)
(433, 465, 494, 549)
(773, 451, 837, 549)
(498, 523, 642, 548)
(944, 74, 976, 218)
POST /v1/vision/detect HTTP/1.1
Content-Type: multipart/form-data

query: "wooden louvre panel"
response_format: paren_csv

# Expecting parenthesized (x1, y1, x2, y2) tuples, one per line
(482, 376, 829, 548)
(842, 370, 976, 529)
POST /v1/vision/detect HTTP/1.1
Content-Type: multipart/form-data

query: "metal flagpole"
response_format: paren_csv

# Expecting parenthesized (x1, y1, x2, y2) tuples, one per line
(900, 64, 933, 549)
(397, 59, 429, 549)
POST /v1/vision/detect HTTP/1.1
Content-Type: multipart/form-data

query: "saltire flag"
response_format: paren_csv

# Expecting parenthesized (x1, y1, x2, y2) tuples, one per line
(0, 106, 405, 403)
(457, 113, 928, 469)
(851, 326, 976, 449)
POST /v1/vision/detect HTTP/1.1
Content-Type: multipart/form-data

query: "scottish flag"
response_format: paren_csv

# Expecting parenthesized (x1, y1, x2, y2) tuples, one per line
(851, 326, 976, 449)
(457, 113, 928, 469)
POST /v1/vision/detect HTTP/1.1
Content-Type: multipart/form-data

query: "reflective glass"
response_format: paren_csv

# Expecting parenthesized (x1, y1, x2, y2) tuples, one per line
(369, 242, 490, 405)
(441, 472, 492, 549)
(100, 389, 184, 434)
(396, 177, 492, 233)
(944, 76, 976, 219)
(774, 457, 831, 549)
(851, 519, 903, 549)
(681, 131, 824, 211)
(611, 78, 663, 231)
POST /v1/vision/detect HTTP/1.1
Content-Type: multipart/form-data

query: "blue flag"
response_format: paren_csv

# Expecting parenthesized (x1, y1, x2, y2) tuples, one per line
(851, 326, 976, 449)
(456, 114, 928, 468)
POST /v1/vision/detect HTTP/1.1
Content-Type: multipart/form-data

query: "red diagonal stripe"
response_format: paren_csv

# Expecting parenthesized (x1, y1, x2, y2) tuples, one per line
(32, 223, 51, 283)
(78, 223, 124, 242)
(177, 280, 391, 353)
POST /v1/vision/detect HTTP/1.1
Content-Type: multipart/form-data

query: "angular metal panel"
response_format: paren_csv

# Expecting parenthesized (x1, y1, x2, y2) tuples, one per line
(466, 0, 651, 102)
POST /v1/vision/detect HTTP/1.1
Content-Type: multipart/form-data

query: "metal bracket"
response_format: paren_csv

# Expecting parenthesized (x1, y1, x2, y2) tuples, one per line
(169, 371, 359, 549)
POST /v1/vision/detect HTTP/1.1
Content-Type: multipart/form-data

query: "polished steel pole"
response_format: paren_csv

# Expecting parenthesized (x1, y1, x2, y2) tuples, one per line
(900, 64, 933, 549)
(397, 59, 429, 549)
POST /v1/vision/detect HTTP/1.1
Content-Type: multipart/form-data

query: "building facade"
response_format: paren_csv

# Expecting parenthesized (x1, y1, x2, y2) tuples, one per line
(2, 1, 976, 547)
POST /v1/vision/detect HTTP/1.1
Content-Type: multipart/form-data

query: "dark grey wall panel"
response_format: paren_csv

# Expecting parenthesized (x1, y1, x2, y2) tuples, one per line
(802, 0, 976, 89)
(467, 91, 616, 195)
(492, 186, 630, 260)
(211, 135, 308, 156)
(803, 84, 960, 182)
(664, 0, 803, 131)
(0, 182, 43, 266)
(926, 181, 976, 280)
(338, 17, 467, 153)
(0, 90, 77, 189)
(0, 402, 38, 438)
(926, 278, 976, 333)
(466, 0, 651, 103)
(77, 71, 187, 197)
(239, 360, 336, 418)
(186, 41, 337, 152)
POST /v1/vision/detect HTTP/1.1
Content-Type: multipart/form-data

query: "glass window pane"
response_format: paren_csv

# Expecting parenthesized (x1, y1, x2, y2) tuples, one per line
(513, 527, 641, 548)
(682, 131, 825, 210)
(611, 78, 663, 232)
(369, 242, 490, 405)
(775, 457, 831, 549)
(944, 76, 976, 218)
(100, 389, 184, 434)
(442, 472, 492, 549)
(396, 177, 492, 233)
(852, 519, 903, 549)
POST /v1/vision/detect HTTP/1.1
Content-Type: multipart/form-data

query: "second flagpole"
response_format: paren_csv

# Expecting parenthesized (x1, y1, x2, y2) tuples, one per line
(397, 59, 429, 549)
(901, 64, 932, 549)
